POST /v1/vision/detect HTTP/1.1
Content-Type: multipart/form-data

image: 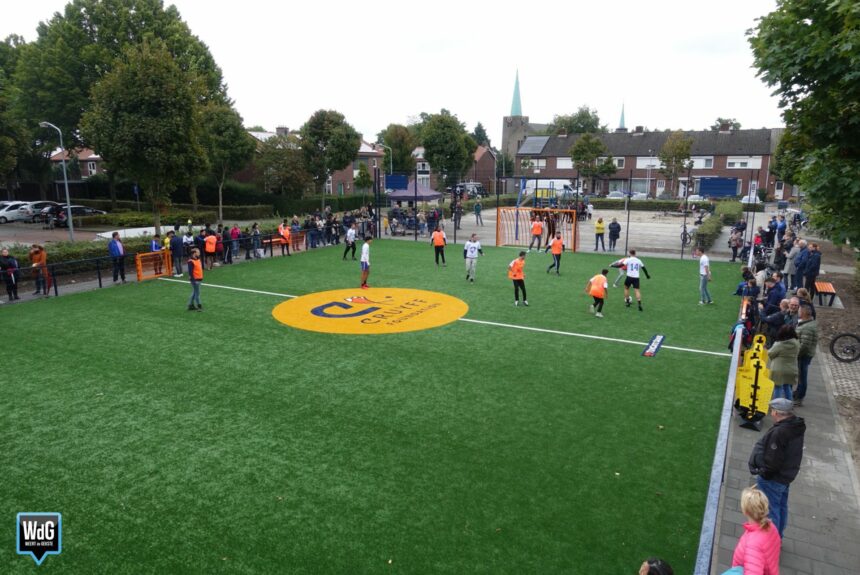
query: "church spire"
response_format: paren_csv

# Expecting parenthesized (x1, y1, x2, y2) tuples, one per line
(511, 70, 522, 116)
(619, 102, 626, 130)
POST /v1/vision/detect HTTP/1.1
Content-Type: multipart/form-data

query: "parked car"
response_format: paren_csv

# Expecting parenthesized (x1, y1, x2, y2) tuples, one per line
(631, 192, 649, 201)
(18, 201, 61, 223)
(606, 191, 625, 199)
(50, 204, 107, 227)
(685, 194, 704, 202)
(739, 194, 762, 204)
(0, 202, 30, 223)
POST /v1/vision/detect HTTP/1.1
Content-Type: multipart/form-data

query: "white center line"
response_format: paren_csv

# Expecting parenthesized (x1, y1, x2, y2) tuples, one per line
(158, 278, 730, 357)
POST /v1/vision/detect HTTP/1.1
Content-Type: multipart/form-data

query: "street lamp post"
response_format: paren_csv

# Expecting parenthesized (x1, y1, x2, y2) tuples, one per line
(681, 161, 693, 260)
(645, 148, 653, 199)
(39, 121, 74, 242)
(377, 143, 393, 175)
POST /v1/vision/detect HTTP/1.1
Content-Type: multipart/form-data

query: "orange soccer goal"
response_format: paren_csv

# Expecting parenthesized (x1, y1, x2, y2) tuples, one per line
(135, 250, 173, 281)
(496, 207, 580, 252)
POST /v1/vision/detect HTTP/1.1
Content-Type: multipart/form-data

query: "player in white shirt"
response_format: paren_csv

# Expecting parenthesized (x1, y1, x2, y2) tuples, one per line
(463, 233, 483, 282)
(695, 247, 713, 304)
(360, 235, 372, 289)
(622, 249, 651, 311)
(343, 223, 357, 260)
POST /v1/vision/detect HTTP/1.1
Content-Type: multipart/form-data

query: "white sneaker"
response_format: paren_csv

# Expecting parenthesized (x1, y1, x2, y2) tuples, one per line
(698, 301, 705, 305)
(523, 300, 529, 306)
(595, 312, 604, 318)
(514, 301, 519, 306)
(589, 304, 595, 314)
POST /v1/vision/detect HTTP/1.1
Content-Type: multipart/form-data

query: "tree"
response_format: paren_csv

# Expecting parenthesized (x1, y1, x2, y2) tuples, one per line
(770, 127, 808, 186)
(710, 117, 742, 131)
(378, 123, 416, 174)
(471, 122, 490, 147)
(246, 125, 266, 132)
(0, 70, 21, 196)
(421, 111, 474, 190)
(547, 106, 607, 135)
(353, 162, 374, 202)
(256, 134, 312, 199)
(200, 103, 256, 223)
(569, 134, 616, 195)
(81, 40, 204, 234)
(300, 110, 360, 195)
(749, 0, 860, 244)
(658, 131, 693, 198)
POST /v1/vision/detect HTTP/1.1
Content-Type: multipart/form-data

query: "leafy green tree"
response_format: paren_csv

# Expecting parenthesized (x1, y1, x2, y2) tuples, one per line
(300, 109, 361, 194)
(0, 35, 24, 77)
(421, 110, 474, 189)
(81, 40, 204, 233)
(246, 125, 266, 132)
(200, 103, 256, 223)
(0, 70, 22, 196)
(471, 122, 490, 147)
(495, 150, 513, 178)
(354, 162, 374, 202)
(569, 134, 616, 194)
(12, 0, 226, 208)
(256, 134, 312, 199)
(749, 0, 860, 243)
(378, 123, 416, 174)
(658, 131, 693, 198)
(710, 117, 742, 131)
(547, 106, 607, 135)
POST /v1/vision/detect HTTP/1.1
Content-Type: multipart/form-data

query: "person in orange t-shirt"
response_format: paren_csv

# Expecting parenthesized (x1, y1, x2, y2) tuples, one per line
(585, 268, 609, 317)
(431, 225, 447, 267)
(544, 231, 564, 275)
(187, 248, 204, 311)
(204, 232, 217, 270)
(278, 219, 292, 256)
(528, 216, 544, 251)
(508, 251, 528, 306)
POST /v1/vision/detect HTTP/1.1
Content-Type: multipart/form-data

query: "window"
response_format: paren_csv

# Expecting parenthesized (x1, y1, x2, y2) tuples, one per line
(726, 156, 762, 169)
(556, 157, 573, 170)
(704, 158, 713, 168)
(636, 157, 662, 169)
(615, 157, 625, 168)
(749, 180, 758, 194)
(337, 183, 344, 196)
(418, 175, 430, 187)
(727, 161, 748, 168)
(372, 159, 377, 168)
(528, 158, 546, 169)
(656, 180, 666, 191)
(87, 161, 97, 174)
(631, 178, 649, 193)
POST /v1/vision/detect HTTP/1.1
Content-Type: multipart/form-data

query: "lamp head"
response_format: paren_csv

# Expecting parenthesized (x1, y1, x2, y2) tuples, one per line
(39, 122, 50, 128)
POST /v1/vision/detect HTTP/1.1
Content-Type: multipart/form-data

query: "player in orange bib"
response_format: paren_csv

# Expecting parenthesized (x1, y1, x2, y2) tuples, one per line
(278, 219, 292, 256)
(585, 268, 609, 318)
(431, 225, 447, 267)
(187, 248, 204, 311)
(508, 251, 528, 306)
(528, 216, 544, 251)
(544, 231, 564, 275)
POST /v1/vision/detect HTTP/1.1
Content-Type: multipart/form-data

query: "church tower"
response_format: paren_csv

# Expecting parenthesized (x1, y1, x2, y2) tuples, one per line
(502, 70, 531, 164)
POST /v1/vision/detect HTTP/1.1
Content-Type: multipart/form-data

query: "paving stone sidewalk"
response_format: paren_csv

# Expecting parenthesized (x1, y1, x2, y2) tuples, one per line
(713, 352, 860, 575)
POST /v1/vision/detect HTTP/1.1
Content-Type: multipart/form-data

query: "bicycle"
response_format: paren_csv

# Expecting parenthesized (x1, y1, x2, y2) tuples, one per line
(830, 330, 860, 363)
(680, 228, 692, 247)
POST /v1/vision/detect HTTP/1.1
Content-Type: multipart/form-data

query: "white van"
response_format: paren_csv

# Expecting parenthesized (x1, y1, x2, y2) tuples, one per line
(522, 179, 575, 198)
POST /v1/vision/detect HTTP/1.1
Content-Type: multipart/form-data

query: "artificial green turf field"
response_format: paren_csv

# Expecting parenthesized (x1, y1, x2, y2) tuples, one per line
(3, 240, 739, 573)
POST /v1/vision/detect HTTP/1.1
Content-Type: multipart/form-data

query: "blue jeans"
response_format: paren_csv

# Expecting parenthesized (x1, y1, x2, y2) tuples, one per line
(756, 476, 790, 537)
(796, 356, 812, 400)
(699, 275, 712, 303)
(188, 280, 201, 307)
(771, 383, 793, 400)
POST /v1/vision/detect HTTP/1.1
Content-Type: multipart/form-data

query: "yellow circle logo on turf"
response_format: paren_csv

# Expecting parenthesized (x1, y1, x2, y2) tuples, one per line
(272, 288, 469, 334)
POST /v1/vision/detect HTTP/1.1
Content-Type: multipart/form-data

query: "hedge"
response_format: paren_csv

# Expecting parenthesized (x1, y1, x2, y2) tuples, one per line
(2, 237, 153, 269)
(693, 216, 724, 250)
(72, 199, 274, 221)
(715, 202, 743, 225)
(78, 210, 218, 228)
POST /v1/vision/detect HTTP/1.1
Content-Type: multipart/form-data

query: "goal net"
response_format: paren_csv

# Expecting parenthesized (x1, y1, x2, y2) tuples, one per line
(135, 250, 173, 282)
(496, 207, 580, 252)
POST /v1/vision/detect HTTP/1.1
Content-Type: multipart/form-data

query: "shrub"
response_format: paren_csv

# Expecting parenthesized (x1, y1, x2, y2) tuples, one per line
(79, 211, 218, 228)
(714, 201, 743, 225)
(693, 216, 723, 250)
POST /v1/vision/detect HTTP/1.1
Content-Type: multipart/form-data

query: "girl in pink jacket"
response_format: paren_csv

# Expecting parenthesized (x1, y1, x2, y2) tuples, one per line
(731, 486, 781, 574)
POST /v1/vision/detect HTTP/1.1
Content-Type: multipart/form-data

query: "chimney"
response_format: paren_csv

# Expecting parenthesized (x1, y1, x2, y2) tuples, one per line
(632, 125, 644, 136)
(719, 123, 731, 134)
(276, 126, 289, 136)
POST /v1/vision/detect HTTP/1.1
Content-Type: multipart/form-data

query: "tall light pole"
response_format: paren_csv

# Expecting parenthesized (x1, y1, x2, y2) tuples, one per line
(645, 148, 653, 199)
(39, 121, 74, 242)
(377, 142, 393, 175)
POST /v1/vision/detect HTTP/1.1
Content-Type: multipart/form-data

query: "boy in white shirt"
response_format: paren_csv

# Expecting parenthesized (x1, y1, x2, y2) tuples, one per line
(463, 233, 483, 282)
(360, 236, 372, 289)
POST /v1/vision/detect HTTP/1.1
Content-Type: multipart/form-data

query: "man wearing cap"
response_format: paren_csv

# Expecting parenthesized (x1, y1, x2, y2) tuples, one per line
(748, 397, 806, 537)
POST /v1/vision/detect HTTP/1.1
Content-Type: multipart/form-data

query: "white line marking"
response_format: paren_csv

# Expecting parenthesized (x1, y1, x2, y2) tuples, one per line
(158, 278, 730, 357)
(158, 277, 298, 299)
(457, 318, 731, 358)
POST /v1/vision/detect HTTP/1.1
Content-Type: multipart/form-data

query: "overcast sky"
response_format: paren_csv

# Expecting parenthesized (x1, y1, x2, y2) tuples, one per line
(4, 0, 784, 147)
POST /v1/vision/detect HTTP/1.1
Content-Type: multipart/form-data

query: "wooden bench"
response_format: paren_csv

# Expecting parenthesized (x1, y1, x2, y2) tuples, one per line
(815, 281, 837, 306)
(262, 232, 305, 253)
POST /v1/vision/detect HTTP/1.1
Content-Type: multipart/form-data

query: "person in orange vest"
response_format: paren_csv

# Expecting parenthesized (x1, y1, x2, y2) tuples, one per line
(544, 231, 564, 275)
(431, 224, 447, 267)
(204, 231, 218, 270)
(508, 251, 528, 306)
(585, 268, 609, 318)
(278, 218, 292, 256)
(528, 215, 544, 251)
(187, 248, 203, 311)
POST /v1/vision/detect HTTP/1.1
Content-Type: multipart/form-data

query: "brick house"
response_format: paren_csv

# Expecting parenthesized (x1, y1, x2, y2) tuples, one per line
(515, 126, 789, 199)
(50, 148, 105, 179)
(328, 140, 385, 196)
(467, 146, 497, 194)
